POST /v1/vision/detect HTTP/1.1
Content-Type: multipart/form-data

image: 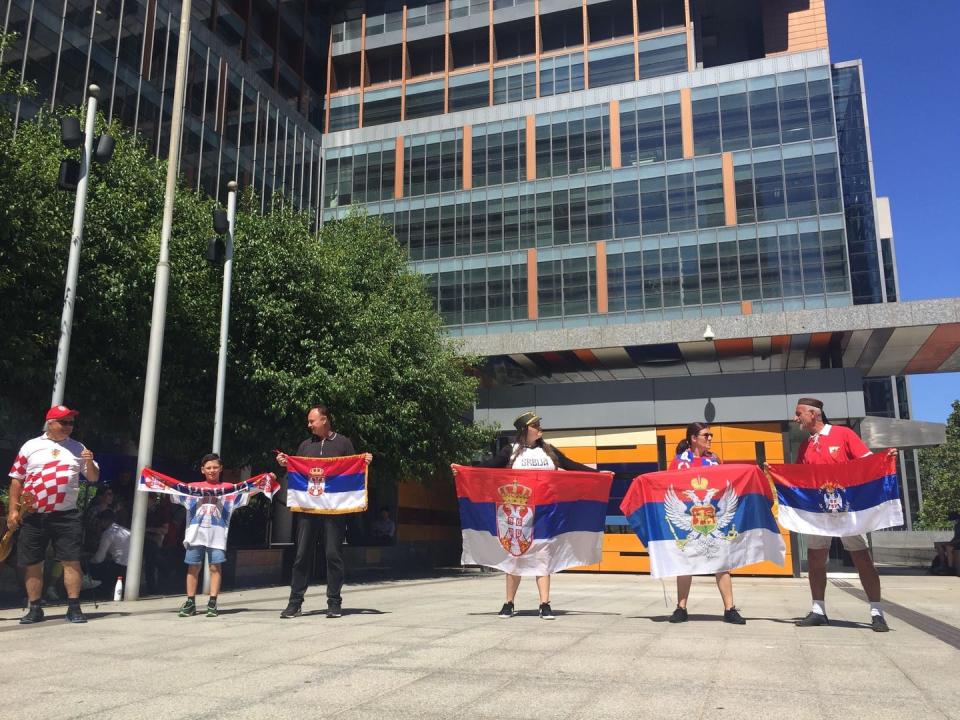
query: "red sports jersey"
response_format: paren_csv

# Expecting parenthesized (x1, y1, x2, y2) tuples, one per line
(796, 424, 871, 465)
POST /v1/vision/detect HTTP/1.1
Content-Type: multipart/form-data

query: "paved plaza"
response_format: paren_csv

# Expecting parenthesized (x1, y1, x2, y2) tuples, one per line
(2, 571, 959, 720)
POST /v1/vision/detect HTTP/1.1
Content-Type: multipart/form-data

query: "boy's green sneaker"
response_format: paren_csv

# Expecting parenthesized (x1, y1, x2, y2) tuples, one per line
(178, 599, 197, 617)
(206, 601, 218, 618)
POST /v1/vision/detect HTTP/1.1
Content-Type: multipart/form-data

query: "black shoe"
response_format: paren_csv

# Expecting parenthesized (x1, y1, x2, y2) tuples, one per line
(723, 607, 746, 625)
(668, 606, 688, 623)
(19, 605, 45, 625)
(65, 605, 87, 624)
(539, 602, 555, 620)
(871, 615, 890, 632)
(178, 599, 197, 617)
(326, 602, 342, 618)
(280, 602, 302, 619)
(796, 611, 829, 627)
(498, 602, 515, 618)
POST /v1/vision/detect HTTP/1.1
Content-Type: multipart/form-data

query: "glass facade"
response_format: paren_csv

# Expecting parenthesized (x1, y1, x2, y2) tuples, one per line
(2, 0, 326, 219)
(322, 60, 853, 330)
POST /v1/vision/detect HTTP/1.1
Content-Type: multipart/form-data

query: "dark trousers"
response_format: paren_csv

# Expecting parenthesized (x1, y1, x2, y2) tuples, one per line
(289, 514, 346, 606)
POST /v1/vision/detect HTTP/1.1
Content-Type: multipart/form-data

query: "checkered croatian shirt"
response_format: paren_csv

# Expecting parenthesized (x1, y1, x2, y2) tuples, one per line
(8, 434, 98, 513)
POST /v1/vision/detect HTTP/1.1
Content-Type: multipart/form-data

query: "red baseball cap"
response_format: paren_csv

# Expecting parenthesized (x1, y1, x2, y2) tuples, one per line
(46, 405, 79, 421)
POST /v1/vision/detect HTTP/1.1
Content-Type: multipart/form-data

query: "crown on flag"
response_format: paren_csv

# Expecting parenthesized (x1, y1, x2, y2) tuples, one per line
(498, 481, 533, 506)
(691, 476, 709, 491)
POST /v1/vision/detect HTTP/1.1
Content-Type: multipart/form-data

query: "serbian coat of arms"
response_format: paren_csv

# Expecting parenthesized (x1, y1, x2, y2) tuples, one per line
(664, 476, 739, 558)
(307, 466, 326, 496)
(496, 481, 534, 557)
(818, 482, 849, 513)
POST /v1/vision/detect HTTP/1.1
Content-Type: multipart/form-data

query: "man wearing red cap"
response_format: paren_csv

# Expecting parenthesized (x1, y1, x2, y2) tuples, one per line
(7, 405, 100, 624)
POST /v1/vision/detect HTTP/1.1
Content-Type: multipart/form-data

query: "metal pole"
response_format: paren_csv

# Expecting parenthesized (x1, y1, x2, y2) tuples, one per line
(51, 85, 99, 406)
(212, 181, 237, 456)
(204, 180, 237, 595)
(126, 0, 192, 600)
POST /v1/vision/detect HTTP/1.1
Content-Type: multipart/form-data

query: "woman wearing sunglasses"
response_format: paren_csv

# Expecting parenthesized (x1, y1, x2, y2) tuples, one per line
(475, 411, 599, 620)
(667, 422, 746, 625)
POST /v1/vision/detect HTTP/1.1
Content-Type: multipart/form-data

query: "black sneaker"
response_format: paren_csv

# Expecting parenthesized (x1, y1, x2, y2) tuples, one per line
(497, 601, 515, 618)
(65, 605, 87, 624)
(206, 601, 219, 618)
(668, 606, 688, 623)
(796, 611, 829, 627)
(539, 602, 555, 620)
(871, 615, 890, 632)
(326, 602, 342, 619)
(723, 607, 747, 625)
(280, 602, 302, 619)
(178, 599, 197, 617)
(19, 605, 44, 625)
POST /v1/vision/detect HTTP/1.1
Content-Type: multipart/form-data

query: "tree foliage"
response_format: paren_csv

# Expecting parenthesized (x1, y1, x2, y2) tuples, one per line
(0, 86, 492, 483)
(917, 400, 960, 529)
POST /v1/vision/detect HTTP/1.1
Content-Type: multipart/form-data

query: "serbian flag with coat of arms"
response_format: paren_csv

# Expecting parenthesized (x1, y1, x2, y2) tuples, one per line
(285, 455, 368, 514)
(139, 468, 280, 498)
(767, 452, 902, 536)
(620, 465, 784, 579)
(453, 465, 614, 576)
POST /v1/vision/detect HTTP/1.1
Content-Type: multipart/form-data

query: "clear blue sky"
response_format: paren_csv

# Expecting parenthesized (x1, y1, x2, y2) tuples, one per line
(827, 0, 960, 423)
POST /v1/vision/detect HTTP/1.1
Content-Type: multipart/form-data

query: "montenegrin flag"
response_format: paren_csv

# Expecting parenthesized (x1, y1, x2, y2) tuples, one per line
(620, 465, 784, 579)
(285, 455, 368, 514)
(453, 465, 614, 576)
(139, 468, 280, 499)
(767, 452, 903, 536)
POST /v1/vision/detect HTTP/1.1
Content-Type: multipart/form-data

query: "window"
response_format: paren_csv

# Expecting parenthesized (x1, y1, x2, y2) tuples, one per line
(719, 82, 750, 151)
(328, 94, 360, 131)
(692, 87, 721, 155)
(538, 260, 563, 318)
(753, 154, 785, 221)
(640, 173, 668, 235)
(637, 0, 686, 34)
(614, 180, 641, 238)
(639, 33, 687, 79)
(588, 43, 635, 88)
(493, 62, 536, 104)
(667, 169, 696, 231)
(778, 73, 811, 144)
(695, 166, 725, 228)
(449, 71, 488, 111)
(539, 52, 585, 98)
(363, 87, 402, 127)
(784, 153, 817, 218)
(748, 77, 780, 148)
(814, 149, 841, 214)
(406, 80, 445, 120)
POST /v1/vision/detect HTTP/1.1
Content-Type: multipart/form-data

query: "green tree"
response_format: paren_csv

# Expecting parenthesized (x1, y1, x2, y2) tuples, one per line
(0, 79, 491, 484)
(917, 400, 960, 529)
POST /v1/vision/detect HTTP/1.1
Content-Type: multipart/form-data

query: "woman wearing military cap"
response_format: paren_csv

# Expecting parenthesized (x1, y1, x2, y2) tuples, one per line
(475, 411, 599, 620)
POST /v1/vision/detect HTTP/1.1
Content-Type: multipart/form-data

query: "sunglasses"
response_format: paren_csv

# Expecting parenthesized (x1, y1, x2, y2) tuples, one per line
(57, 419, 76, 426)
(697, 432, 713, 439)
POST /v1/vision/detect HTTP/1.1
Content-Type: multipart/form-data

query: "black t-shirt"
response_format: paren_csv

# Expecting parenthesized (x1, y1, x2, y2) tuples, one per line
(295, 432, 356, 459)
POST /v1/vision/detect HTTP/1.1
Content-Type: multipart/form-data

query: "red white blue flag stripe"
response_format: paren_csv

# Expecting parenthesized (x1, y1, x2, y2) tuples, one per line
(767, 453, 902, 535)
(286, 455, 368, 514)
(620, 464, 784, 578)
(453, 465, 613, 576)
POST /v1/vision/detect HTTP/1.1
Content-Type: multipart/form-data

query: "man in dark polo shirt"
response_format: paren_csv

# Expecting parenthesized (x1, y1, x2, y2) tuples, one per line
(276, 404, 371, 619)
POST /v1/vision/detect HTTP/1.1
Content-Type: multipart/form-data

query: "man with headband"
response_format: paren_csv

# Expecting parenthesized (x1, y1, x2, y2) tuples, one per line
(792, 397, 890, 632)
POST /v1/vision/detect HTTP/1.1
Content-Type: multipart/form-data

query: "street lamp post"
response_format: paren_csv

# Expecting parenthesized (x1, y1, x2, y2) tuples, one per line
(51, 85, 99, 406)
(203, 180, 237, 595)
(126, 0, 193, 600)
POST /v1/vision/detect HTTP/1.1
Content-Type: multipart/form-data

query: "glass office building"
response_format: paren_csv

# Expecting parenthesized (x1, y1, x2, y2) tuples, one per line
(320, 0, 931, 549)
(1, 0, 327, 219)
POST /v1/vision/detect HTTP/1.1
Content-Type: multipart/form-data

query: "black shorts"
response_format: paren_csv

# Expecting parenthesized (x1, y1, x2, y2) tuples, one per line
(17, 509, 83, 566)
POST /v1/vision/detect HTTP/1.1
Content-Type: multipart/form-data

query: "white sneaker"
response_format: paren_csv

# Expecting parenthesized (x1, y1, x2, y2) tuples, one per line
(81, 574, 101, 591)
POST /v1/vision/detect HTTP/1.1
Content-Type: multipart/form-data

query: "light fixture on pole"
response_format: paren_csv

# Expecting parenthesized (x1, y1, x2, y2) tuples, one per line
(126, 0, 194, 600)
(51, 85, 114, 405)
(202, 180, 237, 595)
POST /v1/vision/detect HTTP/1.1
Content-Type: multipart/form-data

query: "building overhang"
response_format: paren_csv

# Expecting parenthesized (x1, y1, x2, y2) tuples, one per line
(860, 416, 946, 450)
(458, 298, 960, 384)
